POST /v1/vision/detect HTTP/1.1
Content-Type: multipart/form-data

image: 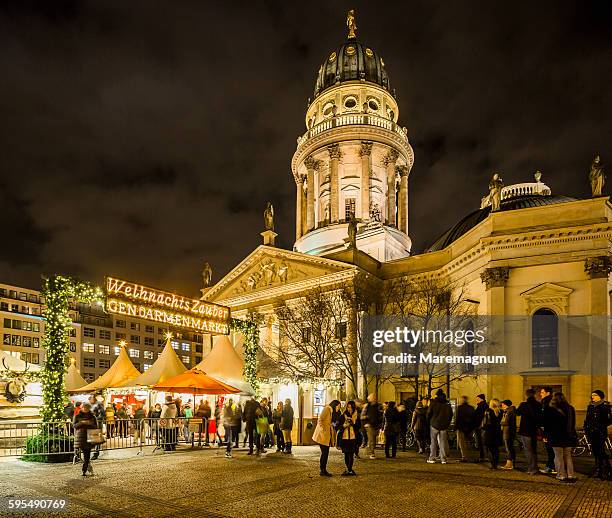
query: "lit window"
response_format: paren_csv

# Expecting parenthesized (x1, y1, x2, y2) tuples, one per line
(114, 347, 120, 355)
(33, 337, 40, 348)
(143, 363, 151, 371)
(129, 349, 140, 358)
(22, 336, 32, 347)
(172, 341, 179, 350)
(182, 356, 190, 364)
(144, 350, 153, 359)
(82, 343, 95, 353)
(182, 343, 190, 352)
(98, 345, 110, 355)
(12, 335, 21, 346)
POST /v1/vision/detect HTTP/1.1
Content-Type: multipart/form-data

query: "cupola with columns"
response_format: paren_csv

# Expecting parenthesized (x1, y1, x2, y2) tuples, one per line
(292, 11, 414, 261)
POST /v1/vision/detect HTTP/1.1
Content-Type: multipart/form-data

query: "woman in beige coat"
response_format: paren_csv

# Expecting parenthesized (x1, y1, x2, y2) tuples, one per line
(312, 400, 341, 476)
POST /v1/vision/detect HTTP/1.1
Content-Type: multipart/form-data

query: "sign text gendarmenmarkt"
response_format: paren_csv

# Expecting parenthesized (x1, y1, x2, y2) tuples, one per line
(105, 276, 230, 334)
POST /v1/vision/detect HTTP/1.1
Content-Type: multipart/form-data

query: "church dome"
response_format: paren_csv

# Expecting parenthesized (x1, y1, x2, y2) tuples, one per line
(314, 38, 390, 98)
(426, 193, 577, 253)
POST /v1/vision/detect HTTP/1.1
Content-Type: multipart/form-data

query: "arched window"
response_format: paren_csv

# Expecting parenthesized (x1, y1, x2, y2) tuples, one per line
(532, 308, 558, 368)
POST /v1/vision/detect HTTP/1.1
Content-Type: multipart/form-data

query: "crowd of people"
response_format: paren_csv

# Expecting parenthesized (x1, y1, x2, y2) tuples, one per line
(312, 388, 611, 481)
(64, 388, 610, 481)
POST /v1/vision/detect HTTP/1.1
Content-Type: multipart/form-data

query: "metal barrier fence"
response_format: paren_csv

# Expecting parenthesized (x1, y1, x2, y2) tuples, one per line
(0, 418, 214, 458)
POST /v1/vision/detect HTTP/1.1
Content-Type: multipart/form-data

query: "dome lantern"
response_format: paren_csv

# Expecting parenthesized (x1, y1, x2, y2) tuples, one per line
(314, 10, 391, 98)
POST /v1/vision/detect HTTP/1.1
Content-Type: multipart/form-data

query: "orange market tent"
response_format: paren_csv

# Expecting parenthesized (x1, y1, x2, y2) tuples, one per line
(118, 337, 187, 388)
(64, 357, 86, 392)
(151, 368, 241, 395)
(69, 346, 140, 393)
(195, 336, 255, 395)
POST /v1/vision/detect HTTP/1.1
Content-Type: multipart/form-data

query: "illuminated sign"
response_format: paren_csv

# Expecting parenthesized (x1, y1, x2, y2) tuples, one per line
(105, 277, 230, 335)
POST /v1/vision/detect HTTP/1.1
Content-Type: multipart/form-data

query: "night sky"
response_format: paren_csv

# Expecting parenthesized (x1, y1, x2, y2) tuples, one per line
(1, 1, 611, 296)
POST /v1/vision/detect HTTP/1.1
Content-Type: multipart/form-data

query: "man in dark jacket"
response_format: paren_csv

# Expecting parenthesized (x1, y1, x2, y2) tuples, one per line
(281, 399, 294, 454)
(539, 386, 556, 474)
(242, 396, 259, 455)
(516, 388, 542, 474)
(455, 396, 475, 462)
(426, 389, 453, 464)
(361, 393, 383, 459)
(74, 403, 97, 476)
(472, 394, 488, 462)
(584, 389, 611, 479)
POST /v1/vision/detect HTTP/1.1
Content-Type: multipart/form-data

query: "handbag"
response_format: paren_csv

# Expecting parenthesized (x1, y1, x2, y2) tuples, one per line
(87, 428, 106, 445)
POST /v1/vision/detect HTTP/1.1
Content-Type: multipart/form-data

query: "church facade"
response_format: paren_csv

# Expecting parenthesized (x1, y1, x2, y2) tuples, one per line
(203, 14, 612, 428)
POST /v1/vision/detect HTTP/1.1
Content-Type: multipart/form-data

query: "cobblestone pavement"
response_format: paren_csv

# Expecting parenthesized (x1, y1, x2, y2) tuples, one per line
(0, 446, 610, 518)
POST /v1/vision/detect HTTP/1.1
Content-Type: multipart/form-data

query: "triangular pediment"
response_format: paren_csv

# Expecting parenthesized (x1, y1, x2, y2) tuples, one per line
(521, 282, 573, 298)
(203, 245, 357, 304)
(520, 283, 573, 315)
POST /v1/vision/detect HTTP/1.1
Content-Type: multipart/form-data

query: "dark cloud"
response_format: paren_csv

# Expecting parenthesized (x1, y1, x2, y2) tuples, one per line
(0, 1, 611, 294)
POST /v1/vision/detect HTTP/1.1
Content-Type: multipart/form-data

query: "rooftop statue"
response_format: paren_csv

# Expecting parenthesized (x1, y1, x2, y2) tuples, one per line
(201, 262, 213, 288)
(589, 155, 605, 197)
(347, 214, 358, 248)
(264, 202, 274, 231)
(347, 9, 357, 39)
(489, 173, 504, 212)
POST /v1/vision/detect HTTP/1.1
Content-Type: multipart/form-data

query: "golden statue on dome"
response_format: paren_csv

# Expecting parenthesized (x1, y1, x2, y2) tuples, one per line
(347, 9, 357, 39)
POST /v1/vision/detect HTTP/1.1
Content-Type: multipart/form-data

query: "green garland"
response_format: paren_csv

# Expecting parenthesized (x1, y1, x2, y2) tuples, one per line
(230, 316, 259, 394)
(40, 275, 103, 423)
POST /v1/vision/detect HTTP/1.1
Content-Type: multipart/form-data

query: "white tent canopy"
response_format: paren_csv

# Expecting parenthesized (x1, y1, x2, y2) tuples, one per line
(0, 350, 41, 372)
(65, 357, 86, 392)
(195, 335, 254, 395)
(70, 346, 140, 393)
(119, 337, 187, 388)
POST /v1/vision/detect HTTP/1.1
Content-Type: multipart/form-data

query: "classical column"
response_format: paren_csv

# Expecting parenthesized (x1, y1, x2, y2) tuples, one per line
(295, 176, 303, 241)
(360, 141, 373, 220)
(480, 266, 510, 399)
(304, 155, 317, 231)
(327, 143, 341, 223)
(301, 177, 308, 237)
(584, 256, 612, 396)
(383, 149, 399, 226)
(396, 165, 409, 234)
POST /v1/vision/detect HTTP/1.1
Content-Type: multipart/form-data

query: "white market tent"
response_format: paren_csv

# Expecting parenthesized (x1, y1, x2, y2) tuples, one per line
(70, 345, 140, 393)
(64, 357, 86, 392)
(195, 335, 255, 395)
(0, 350, 41, 372)
(119, 337, 187, 388)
